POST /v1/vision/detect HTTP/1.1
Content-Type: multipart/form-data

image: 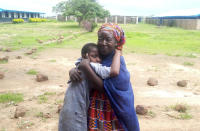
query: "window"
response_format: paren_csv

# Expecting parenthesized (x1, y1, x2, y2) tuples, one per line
(11, 12, 14, 18)
(5, 12, 9, 17)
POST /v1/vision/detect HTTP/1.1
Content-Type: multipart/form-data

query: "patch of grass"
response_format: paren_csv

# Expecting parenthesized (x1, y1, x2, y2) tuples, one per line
(170, 103, 189, 112)
(175, 54, 181, 57)
(183, 62, 194, 66)
(179, 112, 192, 119)
(35, 112, 47, 122)
(44, 92, 56, 96)
(35, 112, 44, 118)
(1, 128, 6, 131)
(48, 59, 56, 62)
(37, 95, 48, 104)
(147, 110, 156, 118)
(55, 99, 64, 105)
(37, 92, 56, 104)
(0, 93, 23, 103)
(0, 60, 8, 64)
(17, 120, 34, 129)
(1, 22, 200, 56)
(185, 54, 197, 58)
(26, 69, 38, 75)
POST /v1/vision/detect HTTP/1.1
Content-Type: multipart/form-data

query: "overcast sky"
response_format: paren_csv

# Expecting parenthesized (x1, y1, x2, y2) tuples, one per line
(0, 0, 200, 16)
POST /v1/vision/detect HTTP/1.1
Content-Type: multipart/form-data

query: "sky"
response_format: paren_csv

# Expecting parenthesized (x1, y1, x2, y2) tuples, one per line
(0, 0, 200, 16)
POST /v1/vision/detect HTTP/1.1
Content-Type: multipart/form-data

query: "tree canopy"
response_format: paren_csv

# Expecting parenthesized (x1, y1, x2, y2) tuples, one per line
(53, 0, 110, 24)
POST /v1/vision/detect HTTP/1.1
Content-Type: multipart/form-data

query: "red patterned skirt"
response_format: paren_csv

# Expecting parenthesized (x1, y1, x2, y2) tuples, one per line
(88, 90, 124, 131)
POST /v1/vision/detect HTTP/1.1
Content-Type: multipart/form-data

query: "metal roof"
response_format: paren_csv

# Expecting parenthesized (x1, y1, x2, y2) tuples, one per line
(155, 9, 200, 17)
(0, 8, 45, 14)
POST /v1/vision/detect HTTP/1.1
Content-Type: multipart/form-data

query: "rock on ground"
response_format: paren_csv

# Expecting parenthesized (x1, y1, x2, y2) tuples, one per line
(57, 104, 63, 113)
(0, 72, 4, 79)
(0, 56, 9, 62)
(5, 48, 11, 52)
(147, 77, 158, 86)
(14, 106, 26, 118)
(16, 56, 22, 59)
(136, 105, 148, 115)
(177, 80, 187, 87)
(36, 74, 48, 82)
(174, 104, 187, 112)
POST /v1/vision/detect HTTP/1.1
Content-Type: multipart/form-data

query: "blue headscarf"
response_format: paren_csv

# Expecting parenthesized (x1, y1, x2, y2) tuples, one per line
(102, 51, 140, 131)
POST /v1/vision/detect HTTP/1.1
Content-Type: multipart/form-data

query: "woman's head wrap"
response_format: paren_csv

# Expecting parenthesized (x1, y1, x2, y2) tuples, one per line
(98, 23, 125, 50)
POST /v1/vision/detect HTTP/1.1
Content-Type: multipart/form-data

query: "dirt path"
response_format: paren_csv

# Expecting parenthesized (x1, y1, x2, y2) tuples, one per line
(0, 48, 200, 131)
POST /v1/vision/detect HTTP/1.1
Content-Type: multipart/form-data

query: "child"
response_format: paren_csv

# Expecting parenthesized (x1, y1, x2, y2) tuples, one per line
(59, 43, 121, 131)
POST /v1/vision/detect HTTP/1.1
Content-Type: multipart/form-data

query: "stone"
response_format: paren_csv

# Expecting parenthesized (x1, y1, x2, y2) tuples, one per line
(147, 77, 158, 86)
(177, 80, 187, 87)
(25, 51, 33, 55)
(14, 106, 26, 118)
(59, 36, 64, 39)
(57, 39, 62, 44)
(43, 113, 51, 118)
(0, 56, 9, 62)
(193, 92, 200, 95)
(36, 39, 43, 44)
(136, 105, 148, 115)
(18, 41, 22, 44)
(16, 56, 22, 59)
(32, 48, 37, 52)
(174, 104, 187, 112)
(5, 48, 11, 52)
(36, 74, 48, 82)
(0, 72, 4, 79)
(57, 104, 63, 113)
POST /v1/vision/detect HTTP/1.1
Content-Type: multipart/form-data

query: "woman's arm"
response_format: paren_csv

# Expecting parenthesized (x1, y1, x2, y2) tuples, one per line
(79, 59, 104, 91)
(110, 49, 121, 77)
(69, 68, 82, 82)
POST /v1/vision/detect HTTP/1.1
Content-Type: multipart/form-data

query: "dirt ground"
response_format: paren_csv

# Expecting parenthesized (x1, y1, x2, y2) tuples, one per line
(0, 48, 200, 131)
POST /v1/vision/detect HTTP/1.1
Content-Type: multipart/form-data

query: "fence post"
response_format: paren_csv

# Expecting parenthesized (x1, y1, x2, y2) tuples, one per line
(115, 16, 117, 24)
(124, 16, 126, 24)
(65, 16, 68, 21)
(95, 17, 97, 23)
(105, 17, 107, 23)
(136, 16, 138, 24)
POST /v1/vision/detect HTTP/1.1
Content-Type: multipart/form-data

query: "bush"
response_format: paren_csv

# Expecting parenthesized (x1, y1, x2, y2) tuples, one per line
(12, 18, 24, 24)
(29, 18, 47, 22)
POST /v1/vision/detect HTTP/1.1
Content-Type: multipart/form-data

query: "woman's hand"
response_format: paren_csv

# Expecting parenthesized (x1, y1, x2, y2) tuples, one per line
(115, 49, 122, 55)
(69, 68, 82, 82)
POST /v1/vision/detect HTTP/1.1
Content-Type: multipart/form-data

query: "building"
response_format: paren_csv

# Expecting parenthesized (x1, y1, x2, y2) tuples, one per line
(146, 9, 200, 30)
(0, 8, 45, 22)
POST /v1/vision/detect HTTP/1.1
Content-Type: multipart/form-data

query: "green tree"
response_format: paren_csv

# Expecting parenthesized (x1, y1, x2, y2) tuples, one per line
(52, 1, 67, 14)
(53, 0, 110, 25)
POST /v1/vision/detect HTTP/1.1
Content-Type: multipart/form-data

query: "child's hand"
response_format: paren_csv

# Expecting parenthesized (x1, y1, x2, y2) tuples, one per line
(79, 58, 90, 70)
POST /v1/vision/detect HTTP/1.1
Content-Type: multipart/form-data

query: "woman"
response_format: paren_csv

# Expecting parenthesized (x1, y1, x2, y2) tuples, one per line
(70, 23, 140, 131)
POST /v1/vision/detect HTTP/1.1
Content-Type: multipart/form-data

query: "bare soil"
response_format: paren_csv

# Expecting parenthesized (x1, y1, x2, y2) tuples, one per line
(0, 48, 200, 131)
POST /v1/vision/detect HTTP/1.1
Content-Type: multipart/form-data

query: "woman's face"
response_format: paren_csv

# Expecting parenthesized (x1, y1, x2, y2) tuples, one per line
(97, 30, 116, 56)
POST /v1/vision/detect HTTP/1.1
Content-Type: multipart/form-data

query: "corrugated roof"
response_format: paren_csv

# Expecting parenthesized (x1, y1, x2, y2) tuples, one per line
(0, 8, 45, 14)
(155, 9, 200, 17)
